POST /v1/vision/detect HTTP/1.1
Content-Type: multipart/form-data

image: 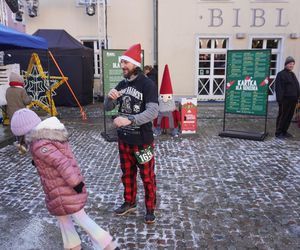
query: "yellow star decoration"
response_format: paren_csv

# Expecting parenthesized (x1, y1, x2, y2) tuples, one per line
(23, 53, 68, 116)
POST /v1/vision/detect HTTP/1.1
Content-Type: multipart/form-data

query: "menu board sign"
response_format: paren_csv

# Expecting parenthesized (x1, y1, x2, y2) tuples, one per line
(225, 50, 271, 116)
(181, 98, 197, 134)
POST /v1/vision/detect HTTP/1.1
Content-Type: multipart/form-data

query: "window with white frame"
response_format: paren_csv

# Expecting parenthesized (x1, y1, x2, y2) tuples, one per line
(251, 38, 281, 99)
(82, 39, 105, 78)
(0, 0, 8, 25)
(197, 37, 228, 100)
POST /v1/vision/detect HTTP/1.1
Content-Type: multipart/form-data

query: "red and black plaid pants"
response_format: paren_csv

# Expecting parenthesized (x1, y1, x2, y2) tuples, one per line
(118, 140, 156, 211)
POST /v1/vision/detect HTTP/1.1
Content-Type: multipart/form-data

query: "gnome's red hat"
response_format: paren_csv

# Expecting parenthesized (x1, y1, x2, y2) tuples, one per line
(120, 43, 141, 67)
(159, 64, 173, 94)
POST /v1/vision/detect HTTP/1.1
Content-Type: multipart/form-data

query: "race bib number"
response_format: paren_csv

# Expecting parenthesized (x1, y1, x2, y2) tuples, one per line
(134, 146, 153, 164)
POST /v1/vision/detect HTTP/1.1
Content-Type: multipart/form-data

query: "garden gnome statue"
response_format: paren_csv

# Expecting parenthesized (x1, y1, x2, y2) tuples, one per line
(153, 64, 180, 137)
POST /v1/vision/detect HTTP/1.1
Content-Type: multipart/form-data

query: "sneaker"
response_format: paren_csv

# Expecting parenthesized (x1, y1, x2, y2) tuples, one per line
(144, 210, 156, 224)
(114, 202, 136, 216)
(153, 127, 161, 136)
(275, 133, 286, 139)
(283, 132, 293, 138)
(171, 128, 179, 137)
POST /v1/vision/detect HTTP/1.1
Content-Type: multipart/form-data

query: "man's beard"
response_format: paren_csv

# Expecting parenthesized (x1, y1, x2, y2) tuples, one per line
(158, 99, 176, 112)
(123, 67, 136, 79)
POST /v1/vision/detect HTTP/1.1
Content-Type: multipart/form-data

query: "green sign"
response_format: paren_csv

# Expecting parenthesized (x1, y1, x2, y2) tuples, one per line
(225, 49, 271, 116)
(102, 49, 144, 116)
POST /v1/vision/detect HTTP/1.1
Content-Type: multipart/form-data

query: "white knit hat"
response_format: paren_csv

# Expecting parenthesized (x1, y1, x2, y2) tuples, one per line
(10, 108, 42, 136)
(9, 72, 24, 84)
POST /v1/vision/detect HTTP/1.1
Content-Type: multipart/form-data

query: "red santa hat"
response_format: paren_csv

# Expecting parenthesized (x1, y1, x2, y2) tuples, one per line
(120, 43, 142, 67)
(159, 64, 173, 94)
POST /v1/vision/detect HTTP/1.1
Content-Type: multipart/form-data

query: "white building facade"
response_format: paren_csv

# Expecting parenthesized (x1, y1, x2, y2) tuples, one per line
(24, 0, 300, 101)
(0, 0, 25, 31)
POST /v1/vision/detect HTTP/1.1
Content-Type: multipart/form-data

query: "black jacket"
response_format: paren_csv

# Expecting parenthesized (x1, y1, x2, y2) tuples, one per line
(275, 68, 300, 102)
(115, 73, 158, 145)
(146, 68, 158, 87)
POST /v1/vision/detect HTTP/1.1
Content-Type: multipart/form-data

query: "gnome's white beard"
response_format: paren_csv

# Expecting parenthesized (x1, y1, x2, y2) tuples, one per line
(158, 99, 176, 113)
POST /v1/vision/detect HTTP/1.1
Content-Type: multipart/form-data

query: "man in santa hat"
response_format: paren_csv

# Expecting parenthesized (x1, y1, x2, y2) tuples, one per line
(154, 64, 180, 137)
(104, 44, 158, 224)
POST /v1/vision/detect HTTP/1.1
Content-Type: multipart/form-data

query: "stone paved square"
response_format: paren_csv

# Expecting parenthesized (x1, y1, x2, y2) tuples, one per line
(0, 103, 300, 249)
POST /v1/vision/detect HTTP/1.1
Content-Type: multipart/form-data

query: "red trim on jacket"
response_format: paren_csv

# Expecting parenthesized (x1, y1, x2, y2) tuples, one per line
(9, 81, 24, 87)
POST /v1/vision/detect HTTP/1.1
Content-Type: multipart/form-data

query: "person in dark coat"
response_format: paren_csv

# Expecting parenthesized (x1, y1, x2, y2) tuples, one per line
(144, 65, 158, 87)
(275, 56, 300, 138)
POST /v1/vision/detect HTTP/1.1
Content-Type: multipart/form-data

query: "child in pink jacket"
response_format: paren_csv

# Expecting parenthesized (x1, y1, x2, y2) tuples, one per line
(10, 108, 119, 250)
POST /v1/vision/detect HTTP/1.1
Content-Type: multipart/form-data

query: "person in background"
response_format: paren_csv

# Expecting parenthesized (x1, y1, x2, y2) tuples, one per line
(104, 44, 159, 224)
(275, 56, 300, 139)
(5, 72, 32, 153)
(144, 65, 158, 87)
(10, 108, 119, 250)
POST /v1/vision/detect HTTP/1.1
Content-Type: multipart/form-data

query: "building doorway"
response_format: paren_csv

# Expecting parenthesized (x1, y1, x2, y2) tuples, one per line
(81, 39, 106, 99)
(81, 39, 106, 78)
(197, 38, 228, 101)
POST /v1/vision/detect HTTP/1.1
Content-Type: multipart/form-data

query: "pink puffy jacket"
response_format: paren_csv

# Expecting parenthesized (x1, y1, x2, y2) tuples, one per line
(27, 117, 87, 216)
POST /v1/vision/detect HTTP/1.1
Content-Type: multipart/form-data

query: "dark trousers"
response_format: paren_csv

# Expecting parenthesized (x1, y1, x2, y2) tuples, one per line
(275, 98, 298, 136)
(118, 140, 156, 211)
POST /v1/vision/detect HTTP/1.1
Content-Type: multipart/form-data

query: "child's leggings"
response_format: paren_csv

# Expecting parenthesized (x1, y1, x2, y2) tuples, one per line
(57, 209, 113, 250)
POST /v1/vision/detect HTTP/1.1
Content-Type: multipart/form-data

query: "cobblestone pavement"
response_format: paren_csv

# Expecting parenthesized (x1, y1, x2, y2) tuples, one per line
(1, 102, 300, 249)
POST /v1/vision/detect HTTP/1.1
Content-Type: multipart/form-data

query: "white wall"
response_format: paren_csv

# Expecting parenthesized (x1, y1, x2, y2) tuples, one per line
(26, 0, 154, 65)
(158, 0, 300, 96)
(25, 0, 300, 96)
(26, 0, 97, 36)
(107, 0, 153, 65)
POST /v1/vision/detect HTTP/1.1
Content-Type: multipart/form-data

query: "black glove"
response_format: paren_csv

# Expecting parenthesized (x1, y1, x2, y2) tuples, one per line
(31, 160, 35, 166)
(73, 182, 85, 193)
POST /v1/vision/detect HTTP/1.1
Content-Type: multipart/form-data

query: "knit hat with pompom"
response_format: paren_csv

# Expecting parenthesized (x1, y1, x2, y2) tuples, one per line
(9, 72, 24, 87)
(10, 108, 41, 136)
(285, 56, 295, 66)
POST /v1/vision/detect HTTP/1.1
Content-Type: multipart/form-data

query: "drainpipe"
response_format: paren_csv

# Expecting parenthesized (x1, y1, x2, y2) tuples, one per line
(153, 0, 158, 68)
(104, 0, 108, 48)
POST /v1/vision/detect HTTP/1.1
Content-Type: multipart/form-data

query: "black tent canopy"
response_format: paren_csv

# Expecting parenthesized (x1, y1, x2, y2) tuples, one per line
(34, 29, 86, 50)
(5, 29, 94, 107)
